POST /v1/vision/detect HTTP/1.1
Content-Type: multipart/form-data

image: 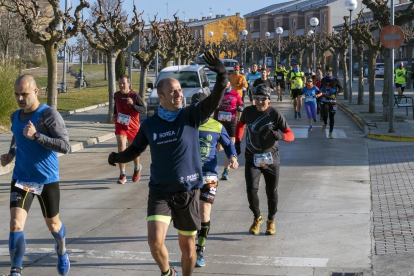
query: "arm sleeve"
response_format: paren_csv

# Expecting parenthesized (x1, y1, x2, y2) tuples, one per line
(235, 112, 246, 143)
(274, 111, 294, 142)
(115, 127, 148, 163)
(219, 126, 237, 158)
(282, 127, 294, 142)
(200, 72, 228, 117)
(130, 94, 147, 114)
(36, 109, 70, 154)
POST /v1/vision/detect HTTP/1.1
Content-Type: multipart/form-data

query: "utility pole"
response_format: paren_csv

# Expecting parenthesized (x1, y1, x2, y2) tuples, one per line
(389, 0, 395, 133)
(60, 0, 68, 93)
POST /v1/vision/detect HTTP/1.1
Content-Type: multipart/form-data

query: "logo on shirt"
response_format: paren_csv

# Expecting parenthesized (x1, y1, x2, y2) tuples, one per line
(159, 130, 176, 138)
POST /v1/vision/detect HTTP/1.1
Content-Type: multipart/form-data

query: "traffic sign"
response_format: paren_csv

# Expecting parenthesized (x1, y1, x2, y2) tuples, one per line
(380, 25, 404, 49)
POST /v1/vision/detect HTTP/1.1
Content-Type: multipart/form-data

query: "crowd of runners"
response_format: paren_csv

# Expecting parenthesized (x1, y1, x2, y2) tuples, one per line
(1, 51, 358, 276)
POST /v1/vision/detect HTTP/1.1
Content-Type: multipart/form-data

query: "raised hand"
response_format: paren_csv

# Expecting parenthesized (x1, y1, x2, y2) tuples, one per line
(23, 120, 36, 140)
(203, 51, 226, 74)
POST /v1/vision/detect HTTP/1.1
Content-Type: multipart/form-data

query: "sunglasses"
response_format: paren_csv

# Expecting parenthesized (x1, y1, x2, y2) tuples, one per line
(254, 96, 269, 101)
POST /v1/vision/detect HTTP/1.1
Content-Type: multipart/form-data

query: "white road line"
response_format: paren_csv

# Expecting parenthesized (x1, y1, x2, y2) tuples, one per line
(0, 248, 329, 267)
(291, 128, 309, 138)
(325, 129, 347, 139)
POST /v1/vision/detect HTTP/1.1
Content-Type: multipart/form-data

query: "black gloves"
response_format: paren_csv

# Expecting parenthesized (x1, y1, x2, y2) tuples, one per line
(203, 51, 227, 75)
(108, 152, 118, 166)
(235, 142, 241, 156)
(273, 131, 285, 141)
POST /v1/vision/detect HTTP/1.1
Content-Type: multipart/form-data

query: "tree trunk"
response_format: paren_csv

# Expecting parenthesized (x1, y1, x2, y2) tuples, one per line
(321, 52, 326, 72)
(139, 64, 149, 100)
(287, 53, 292, 68)
(407, 42, 413, 89)
(106, 51, 117, 123)
(45, 44, 58, 109)
(333, 51, 339, 78)
(367, 51, 378, 113)
(104, 54, 107, 80)
(357, 48, 364, 105)
(341, 51, 348, 100)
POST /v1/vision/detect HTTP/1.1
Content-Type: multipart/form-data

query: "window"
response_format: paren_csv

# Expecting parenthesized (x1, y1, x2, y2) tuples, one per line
(292, 19, 296, 27)
(249, 23, 252, 32)
(200, 29, 202, 37)
(263, 21, 266, 29)
(323, 14, 327, 24)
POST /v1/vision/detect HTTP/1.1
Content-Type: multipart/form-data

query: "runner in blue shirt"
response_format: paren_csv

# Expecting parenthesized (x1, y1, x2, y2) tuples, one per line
(245, 64, 262, 105)
(108, 51, 228, 276)
(190, 93, 238, 268)
(1, 75, 70, 276)
(301, 77, 321, 131)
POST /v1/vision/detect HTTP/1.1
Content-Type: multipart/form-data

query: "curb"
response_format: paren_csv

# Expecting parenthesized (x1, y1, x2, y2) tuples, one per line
(0, 103, 114, 176)
(337, 102, 369, 134)
(366, 133, 414, 142)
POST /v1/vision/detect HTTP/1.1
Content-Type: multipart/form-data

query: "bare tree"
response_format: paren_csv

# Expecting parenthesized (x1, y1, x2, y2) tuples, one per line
(81, 0, 143, 122)
(0, 0, 88, 108)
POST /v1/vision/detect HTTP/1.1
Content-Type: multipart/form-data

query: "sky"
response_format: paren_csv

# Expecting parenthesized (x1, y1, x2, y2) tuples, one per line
(64, 0, 289, 21)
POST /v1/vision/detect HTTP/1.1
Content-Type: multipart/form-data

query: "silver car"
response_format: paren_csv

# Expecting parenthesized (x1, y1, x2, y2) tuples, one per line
(146, 65, 211, 115)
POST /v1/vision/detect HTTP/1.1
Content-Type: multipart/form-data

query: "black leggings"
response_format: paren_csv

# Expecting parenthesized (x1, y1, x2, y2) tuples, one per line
(321, 103, 336, 133)
(245, 152, 280, 221)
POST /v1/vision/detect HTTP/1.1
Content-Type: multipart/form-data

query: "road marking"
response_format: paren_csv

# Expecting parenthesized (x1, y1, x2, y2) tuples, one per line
(325, 129, 347, 139)
(0, 248, 329, 267)
(291, 128, 347, 138)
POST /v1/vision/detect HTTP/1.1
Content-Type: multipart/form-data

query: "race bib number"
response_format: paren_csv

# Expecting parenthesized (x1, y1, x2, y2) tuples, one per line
(117, 113, 131, 126)
(295, 83, 301, 88)
(277, 76, 282, 80)
(305, 95, 314, 102)
(15, 180, 44, 195)
(218, 111, 232, 122)
(254, 152, 274, 167)
(402, 83, 406, 88)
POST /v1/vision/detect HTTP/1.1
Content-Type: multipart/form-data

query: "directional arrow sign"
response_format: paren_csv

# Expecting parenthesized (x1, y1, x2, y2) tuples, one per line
(380, 25, 404, 49)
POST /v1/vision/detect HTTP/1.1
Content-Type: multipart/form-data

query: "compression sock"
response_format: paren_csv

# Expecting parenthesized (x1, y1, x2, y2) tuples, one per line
(9, 231, 26, 269)
(134, 165, 140, 170)
(51, 223, 66, 255)
(197, 221, 210, 247)
(161, 267, 172, 276)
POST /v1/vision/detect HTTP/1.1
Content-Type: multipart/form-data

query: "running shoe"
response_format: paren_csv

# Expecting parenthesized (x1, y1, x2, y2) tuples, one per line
(313, 118, 316, 123)
(132, 165, 142, 182)
(280, 96, 283, 102)
(249, 215, 264, 235)
(195, 250, 205, 267)
(298, 112, 301, 118)
(221, 169, 230, 180)
(9, 267, 22, 276)
(329, 132, 333, 139)
(294, 112, 297, 119)
(265, 220, 276, 235)
(117, 174, 127, 184)
(321, 124, 327, 132)
(55, 244, 70, 275)
(308, 125, 313, 131)
(161, 267, 178, 276)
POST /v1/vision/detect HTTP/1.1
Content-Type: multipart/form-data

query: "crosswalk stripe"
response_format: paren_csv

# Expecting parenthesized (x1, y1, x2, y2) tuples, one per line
(291, 128, 348, 139)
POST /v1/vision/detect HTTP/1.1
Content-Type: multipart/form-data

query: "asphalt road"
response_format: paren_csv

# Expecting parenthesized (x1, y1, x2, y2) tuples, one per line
(0, 97, 373, 276)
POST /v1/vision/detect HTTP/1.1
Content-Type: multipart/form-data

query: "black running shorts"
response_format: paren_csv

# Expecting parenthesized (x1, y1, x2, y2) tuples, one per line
(291, 89, 302, 99)
(10, 179, 60, 218)
(220, 121, 236, 137)
(147, 188, 201, 231)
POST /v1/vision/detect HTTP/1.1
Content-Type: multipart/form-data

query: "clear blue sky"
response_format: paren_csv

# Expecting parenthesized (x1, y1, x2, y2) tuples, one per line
(65, 0, 289, 21)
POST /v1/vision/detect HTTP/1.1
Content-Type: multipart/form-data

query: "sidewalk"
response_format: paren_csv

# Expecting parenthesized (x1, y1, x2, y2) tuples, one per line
(337, 78, 414, 141)
(0, 103, 119, 176)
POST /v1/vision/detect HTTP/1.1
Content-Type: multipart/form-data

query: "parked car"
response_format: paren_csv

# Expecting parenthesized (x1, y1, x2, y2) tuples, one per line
(364, 63, 385, 78)
(220, 58, 239, 73)
(146, 65, 211, 115)
(205, 69, 217, 91)
(353, 62, 368, 76)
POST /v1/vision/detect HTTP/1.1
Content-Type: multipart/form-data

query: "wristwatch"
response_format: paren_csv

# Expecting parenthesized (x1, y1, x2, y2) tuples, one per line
(34, 132, 40, 141)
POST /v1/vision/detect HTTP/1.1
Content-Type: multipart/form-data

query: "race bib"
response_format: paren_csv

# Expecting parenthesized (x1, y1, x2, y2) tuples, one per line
(277, 76, 282, 80)
(117, 113, 131, 126)
(15, 180, 44, 195)
(305, 95, 314, 102)
(218, 111, 232, 122)
(402, 83, 406, 88)
(203, 175, 219, 185)
(294, 83, 301, 88)
(254, 152, 274, 167)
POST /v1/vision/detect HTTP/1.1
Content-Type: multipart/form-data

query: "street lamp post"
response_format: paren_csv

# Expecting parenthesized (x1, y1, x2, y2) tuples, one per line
(209, 31, 214, 51)
(309, 17, 319, 72)
(60, 0, 68, 93)
(345, 0, 358, 103)
(264, 31, 270, 66)
(276, 27, 283, 64)
(307, 30, 315, 71)
(242, 29, 248, 66)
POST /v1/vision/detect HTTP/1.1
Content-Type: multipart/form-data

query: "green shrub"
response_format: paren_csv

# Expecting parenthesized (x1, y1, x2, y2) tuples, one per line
(0, 62, 19, 128)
